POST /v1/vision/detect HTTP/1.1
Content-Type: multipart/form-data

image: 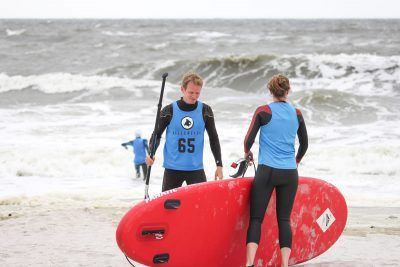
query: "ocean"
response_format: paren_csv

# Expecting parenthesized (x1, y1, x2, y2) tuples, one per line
(1, 19, 399, 208)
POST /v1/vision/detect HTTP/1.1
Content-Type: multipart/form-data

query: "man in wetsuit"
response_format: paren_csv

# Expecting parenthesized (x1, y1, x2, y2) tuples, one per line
(146, 71, 223, 191)
(121, 129, 149, 180)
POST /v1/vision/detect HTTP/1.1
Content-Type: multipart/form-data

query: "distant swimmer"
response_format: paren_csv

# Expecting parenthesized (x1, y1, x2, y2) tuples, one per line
(122, 129, 149, 180)
(146, 71, 224, 191)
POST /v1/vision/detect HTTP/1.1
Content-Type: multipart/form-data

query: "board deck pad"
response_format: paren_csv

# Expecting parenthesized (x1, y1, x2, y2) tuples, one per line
(116, 177, 347, 267)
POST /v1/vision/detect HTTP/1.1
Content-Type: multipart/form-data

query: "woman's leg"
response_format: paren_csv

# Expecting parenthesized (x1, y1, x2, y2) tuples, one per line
(246, 242, 258, 267)
(246, 165, 274, 266)
(280, 247, 291, 267)
(275, 169, 298, 267)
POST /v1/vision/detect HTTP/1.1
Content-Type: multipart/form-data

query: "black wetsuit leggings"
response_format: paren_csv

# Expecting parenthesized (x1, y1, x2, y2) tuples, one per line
(247, 164, 298, 249)
(162, 169, 207, 192)
(135, 163, 147, 178)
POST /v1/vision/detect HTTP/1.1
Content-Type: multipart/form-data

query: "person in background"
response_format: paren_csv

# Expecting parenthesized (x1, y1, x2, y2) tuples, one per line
(121, 129, 149, 180)
(146, 71, 223, 191)
(243, 74, 308, 267)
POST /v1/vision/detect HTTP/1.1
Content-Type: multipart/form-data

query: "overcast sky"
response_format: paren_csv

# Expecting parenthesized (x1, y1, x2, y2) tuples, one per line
(1, 0, 399, 19)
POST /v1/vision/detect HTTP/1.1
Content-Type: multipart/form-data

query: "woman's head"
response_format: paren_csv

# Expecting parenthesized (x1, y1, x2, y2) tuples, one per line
(267, 74, 290, 100)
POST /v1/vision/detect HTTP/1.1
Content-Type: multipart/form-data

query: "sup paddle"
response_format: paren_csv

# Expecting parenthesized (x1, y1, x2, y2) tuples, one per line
(144, 73, 168, 199)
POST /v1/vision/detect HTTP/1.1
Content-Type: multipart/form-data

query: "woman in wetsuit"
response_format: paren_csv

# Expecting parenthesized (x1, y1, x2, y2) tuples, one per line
(244, 74, 308, 267)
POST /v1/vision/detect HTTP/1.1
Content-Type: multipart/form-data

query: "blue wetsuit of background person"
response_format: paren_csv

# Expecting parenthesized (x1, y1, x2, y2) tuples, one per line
(122, 130, 149, 180)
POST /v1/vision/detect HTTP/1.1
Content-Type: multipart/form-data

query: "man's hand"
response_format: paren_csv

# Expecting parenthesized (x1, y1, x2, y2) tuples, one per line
(214, 166, 223, 180)
(145, 155, 155, 166)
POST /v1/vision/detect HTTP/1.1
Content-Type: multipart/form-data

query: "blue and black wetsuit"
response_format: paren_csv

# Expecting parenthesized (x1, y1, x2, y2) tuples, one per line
(122, 137, 149, 179)
(244, 101, 308, 248)
(151, 98, 222, 191)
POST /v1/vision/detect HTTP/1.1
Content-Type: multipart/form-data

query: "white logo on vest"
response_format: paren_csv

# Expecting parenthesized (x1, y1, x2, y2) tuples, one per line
(181, 116, 194, 130)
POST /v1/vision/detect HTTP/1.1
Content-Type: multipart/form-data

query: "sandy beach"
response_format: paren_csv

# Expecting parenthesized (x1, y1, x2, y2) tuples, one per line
(1, 198, 399, 267)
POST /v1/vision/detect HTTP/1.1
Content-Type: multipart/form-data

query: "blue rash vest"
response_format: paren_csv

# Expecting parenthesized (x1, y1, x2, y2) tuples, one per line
(132, 138, 147, 165)
(163, 101, 205, 171)
(258, 102, 299, 169)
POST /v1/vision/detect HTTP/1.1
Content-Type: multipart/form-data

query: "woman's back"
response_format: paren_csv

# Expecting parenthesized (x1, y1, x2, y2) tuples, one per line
(259, 102, 299, 169)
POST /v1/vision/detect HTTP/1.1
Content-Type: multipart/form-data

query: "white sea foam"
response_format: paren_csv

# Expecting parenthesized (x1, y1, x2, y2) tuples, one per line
(263, 35, 288, 41)
(2, 85, 398, 208)
(175, 31, 231, 38)
(148, 53, 400, 97)
(0, 72, 160, 95)
(101, 30, 140, 37)
(278, 54, 400, 96)
(174, 31, 232, 44)
(6, 29, 26, 36)
(24, 48, 49, 55)
(151, 42, 169, 50)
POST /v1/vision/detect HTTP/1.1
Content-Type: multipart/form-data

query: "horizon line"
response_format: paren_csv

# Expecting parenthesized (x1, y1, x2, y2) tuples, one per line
(1, 17, 399, 20)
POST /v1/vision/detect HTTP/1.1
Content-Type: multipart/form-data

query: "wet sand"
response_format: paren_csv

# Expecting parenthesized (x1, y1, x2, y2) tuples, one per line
(1, 201, 399, 266)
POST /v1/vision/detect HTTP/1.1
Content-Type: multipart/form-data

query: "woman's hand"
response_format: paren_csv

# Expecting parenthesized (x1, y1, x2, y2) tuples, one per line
(244, 151, 254, 165)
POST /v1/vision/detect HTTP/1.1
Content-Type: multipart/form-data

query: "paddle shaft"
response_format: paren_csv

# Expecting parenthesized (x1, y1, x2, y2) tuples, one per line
(144, 73, 168, 199)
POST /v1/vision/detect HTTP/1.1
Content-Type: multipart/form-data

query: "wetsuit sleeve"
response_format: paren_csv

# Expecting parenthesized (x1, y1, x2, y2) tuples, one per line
(121, 140, 134, 147)
(203, 104, 223, 167)
(244, 106, 272, 153)
(296, 109, 308, 164)
(149, 104, 172, 153)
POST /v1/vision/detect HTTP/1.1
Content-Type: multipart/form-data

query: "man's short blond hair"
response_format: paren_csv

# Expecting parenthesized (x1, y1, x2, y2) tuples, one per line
(181, 71, 203, 89)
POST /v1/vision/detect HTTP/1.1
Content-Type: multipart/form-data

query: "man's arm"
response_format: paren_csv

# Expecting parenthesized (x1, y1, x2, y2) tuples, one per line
(203, 104, 223, 180)
(147, 104, 172, 164)
(203, 104, 222, 167)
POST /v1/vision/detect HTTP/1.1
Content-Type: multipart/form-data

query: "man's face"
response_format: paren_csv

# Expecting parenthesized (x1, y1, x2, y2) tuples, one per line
(181, 81, 202, 104)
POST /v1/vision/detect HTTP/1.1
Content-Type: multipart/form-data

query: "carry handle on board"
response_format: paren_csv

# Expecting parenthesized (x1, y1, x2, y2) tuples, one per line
(153, 253, 169, 264)
(164, 199, 181, 209)
(141, 229, 165, 236)
(125, 252, 170, 267)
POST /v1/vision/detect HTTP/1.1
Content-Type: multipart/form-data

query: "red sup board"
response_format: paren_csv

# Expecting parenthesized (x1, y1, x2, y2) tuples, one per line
(116, 177, 347, 267)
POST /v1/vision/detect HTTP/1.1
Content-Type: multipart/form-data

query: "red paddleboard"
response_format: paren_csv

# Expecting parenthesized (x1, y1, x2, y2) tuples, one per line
(116, 177, 347, 267)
